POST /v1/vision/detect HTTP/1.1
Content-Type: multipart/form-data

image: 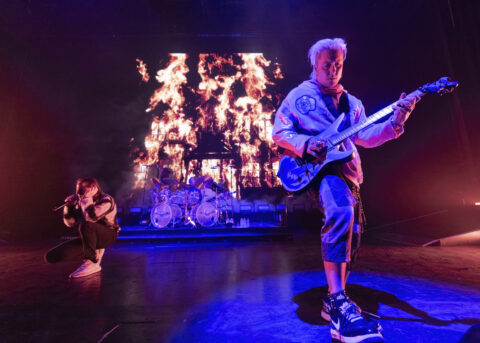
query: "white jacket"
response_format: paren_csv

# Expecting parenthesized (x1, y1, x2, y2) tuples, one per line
(272, 79, 402, 186)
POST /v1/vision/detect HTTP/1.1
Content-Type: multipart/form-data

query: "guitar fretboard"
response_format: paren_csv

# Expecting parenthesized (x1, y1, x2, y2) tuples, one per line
(330, 89, 424, 146)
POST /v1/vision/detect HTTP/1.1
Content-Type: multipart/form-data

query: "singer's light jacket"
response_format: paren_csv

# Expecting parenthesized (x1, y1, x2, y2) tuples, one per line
(63, 193, 119, 230)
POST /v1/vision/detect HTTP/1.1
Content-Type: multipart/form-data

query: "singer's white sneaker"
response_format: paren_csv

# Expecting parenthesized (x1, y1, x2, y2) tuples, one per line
(69, 259, 102, 278)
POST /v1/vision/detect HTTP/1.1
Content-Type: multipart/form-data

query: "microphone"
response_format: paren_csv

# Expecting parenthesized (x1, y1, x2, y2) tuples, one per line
(52, 194, 79, 212)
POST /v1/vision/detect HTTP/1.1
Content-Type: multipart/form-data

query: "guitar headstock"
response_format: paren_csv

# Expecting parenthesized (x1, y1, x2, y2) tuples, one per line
(419, 77, 459, 95)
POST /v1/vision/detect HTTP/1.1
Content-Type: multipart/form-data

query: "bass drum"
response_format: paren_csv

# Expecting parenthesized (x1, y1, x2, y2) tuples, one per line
(151, 203, 183, 228)
(195, 202, 219, 227)
(150, 203, 171, 228)
(170, 203, 183, 224)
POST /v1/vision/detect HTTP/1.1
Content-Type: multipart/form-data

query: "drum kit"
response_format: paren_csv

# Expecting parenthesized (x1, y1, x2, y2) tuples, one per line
(149, 175, 234, 228)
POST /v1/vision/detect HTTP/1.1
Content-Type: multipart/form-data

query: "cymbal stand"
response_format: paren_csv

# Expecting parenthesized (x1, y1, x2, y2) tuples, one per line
(183, 192, 196, 228)
(214, 188, 221, 225)
(141, 164, 149, 208)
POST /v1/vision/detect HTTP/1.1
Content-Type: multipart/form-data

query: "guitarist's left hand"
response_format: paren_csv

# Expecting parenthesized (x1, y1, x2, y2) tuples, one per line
(392, 92, 417, 126)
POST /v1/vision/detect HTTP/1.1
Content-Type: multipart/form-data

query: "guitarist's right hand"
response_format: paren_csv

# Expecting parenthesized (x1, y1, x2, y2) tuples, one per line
(306, 137, 327, 162)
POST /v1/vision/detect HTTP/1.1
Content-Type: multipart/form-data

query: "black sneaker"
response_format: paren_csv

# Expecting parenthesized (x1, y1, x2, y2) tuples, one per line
(328, 291, 384, 343)
(321, 293, 362, 322)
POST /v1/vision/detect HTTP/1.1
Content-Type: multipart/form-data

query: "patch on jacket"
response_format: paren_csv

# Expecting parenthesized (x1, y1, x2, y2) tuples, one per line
(295, 95, 316, 114)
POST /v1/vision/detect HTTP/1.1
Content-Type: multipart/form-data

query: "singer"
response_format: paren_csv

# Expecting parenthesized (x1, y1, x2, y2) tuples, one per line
(45, 178, 120, 278)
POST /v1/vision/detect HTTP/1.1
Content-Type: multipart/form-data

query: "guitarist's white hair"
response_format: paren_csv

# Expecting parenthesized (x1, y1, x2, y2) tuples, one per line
(308, 38, 347, 78)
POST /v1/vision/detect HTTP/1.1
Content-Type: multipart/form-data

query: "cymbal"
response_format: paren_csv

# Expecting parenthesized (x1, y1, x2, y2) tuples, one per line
(161, 178, 179, 186)
(179, 183, 196, 189)
(210, 182, 224, 192)
(193, 175, 213, 189)
(203, 179, 214, 189)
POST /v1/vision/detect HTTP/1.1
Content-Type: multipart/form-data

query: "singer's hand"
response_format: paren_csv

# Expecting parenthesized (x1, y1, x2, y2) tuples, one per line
(64, 194, 78, 204)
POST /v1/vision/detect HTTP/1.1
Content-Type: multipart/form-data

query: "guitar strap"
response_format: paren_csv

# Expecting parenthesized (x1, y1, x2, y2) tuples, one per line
(338, 93, 351, 126)
(320, 92, 351, 130)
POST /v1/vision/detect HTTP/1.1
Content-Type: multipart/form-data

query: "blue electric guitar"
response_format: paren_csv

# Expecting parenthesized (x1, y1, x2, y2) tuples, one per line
(277, 77, 459, 192)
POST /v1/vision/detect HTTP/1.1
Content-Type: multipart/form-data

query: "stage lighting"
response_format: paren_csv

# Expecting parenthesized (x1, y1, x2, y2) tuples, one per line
(257, 204, 271, 212)
(240, 204, 253, 213)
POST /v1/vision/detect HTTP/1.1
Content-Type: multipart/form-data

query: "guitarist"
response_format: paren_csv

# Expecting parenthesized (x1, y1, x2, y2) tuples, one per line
(272, 38, 418, 343)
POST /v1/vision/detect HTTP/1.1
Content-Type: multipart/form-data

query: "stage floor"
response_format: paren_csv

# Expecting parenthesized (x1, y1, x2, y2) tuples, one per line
(1, 240, 479, 342)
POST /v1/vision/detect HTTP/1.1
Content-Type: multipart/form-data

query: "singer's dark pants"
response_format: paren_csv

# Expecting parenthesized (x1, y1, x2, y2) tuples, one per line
(45, 221, 117, 264)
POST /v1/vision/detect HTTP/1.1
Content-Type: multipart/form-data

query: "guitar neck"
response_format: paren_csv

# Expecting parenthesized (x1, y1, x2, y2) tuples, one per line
(330, 89, 424, 146)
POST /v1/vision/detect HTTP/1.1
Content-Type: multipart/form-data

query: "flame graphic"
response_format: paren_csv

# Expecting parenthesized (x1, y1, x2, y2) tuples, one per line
(135, 58, 150, 83)
(134, 53, 283, 197)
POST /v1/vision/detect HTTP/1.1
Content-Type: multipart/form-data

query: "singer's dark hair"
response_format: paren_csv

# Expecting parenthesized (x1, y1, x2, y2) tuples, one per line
(76, 178, 104, 200)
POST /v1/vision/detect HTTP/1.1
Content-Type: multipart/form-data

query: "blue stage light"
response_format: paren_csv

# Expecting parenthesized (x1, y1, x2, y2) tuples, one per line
(257, 204, 271, 212)
(240, 205, 253, 212)
(129, 207, 142, 213)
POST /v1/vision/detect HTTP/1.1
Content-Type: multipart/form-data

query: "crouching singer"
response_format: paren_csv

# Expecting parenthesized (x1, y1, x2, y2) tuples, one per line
(45, 178, 120, 278)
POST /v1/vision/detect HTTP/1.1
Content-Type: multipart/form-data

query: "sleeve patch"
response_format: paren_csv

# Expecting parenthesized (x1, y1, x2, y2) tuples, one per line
(295, 95, 316, 114)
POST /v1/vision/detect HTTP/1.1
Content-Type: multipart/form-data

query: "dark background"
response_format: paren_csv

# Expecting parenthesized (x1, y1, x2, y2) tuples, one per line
(1, 0, 479, 239)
